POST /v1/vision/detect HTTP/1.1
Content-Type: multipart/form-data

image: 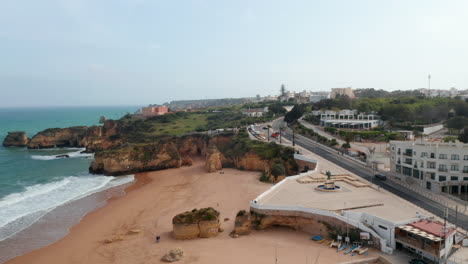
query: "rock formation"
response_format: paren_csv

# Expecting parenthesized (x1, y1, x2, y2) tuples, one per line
(90, 139, 182, 175)
(2, 131, 29, 147)
(161, 248, 184, 262)
(205, 145, 223, 172)
(172, 207, 221, 240)
(27, 126, 88, 149)
(233, 210, 252, 235)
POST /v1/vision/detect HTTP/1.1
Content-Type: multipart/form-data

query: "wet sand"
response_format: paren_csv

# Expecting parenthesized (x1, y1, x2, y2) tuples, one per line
(7, 161, 378, 264)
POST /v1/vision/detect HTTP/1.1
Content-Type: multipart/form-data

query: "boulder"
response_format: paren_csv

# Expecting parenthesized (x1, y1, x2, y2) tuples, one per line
(172, 207, 221, 240)
(2, 132, 29, 147)
(161, 248, 184, 262)
(234, 211, 252, 235)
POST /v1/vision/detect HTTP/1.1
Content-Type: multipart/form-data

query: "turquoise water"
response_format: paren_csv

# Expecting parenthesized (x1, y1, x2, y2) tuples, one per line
(0, 106, 138, 243)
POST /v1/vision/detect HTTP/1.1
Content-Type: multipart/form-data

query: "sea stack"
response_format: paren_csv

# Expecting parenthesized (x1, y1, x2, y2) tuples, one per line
(2, 131, 30, 147)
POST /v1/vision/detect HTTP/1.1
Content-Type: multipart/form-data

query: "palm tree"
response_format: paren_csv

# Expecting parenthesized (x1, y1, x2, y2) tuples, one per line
(267, 124, 272, 141)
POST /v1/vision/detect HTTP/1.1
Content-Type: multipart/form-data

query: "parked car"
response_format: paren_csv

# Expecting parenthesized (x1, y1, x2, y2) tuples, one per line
(262, 126, 268, 130)
(374, 174, 387, 181)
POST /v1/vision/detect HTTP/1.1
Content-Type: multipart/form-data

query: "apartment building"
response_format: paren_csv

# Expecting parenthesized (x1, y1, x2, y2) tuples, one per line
(390, 141, 468, 197)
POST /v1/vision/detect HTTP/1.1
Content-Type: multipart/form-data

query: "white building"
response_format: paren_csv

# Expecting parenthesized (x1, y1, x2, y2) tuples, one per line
(389, 140, 468, 196)
(317, 109, 381, 129)
(242, 107, 269, 117)
(309, 91, 330, 103)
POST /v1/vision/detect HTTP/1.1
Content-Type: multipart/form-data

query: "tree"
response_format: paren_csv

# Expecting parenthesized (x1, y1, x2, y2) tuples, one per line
(447, 116, 468, 130)
(458, 127, 468, 143)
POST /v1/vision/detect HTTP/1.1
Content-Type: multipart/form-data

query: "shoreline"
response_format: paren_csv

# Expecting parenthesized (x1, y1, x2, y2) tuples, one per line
(0, 174, 136, 263)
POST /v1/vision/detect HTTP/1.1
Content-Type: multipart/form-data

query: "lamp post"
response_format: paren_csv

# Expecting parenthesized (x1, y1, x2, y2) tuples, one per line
(292, 129, 296, 146)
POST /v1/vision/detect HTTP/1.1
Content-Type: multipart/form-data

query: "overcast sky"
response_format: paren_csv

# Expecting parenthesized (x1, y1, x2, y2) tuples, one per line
(1, 0, 468, 107)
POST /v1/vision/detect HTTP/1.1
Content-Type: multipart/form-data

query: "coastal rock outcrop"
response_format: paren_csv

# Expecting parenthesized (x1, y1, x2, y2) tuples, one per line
(205, 145, 223, 172)
(233, 210, 252, 235)
(2, 131, 29, 147)
(172, 207, 221, 240)
(27, 126, 89, 149)
(90, 139, 182, 175)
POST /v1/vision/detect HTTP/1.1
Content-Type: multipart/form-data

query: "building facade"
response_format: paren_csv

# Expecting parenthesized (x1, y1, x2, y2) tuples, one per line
(314, 109, 381, 129)
(330, 87, 355, 99)
(242, 107, 269, 117)
(390, 141, 468, 196)
(141, 106, 169, 116)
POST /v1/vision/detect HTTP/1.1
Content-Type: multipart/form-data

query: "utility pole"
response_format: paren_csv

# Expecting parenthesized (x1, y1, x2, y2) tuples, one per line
(292, 129, 296, 146)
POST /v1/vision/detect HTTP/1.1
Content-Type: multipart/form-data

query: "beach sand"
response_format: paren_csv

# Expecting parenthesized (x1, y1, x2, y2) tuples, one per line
(7, 160, 378, 264)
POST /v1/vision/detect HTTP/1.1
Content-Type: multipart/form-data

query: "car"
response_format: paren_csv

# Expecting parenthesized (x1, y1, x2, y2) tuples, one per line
(409, 259, 428, 264)
(262, 126, 268, 130)
(374, 174, 387, 181)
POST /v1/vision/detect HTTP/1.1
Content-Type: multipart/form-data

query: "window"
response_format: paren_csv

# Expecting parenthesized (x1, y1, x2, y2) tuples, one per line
(438, 164, 447, 172)
(464, 177, 468, 181)
(451, 176, 458, 181)
(439, 154, 447, 159)
(391, 156, 394, 160)
(464, 155, 468, 160)
(464, 166, 468, 173)
(421, 152, 427, 158)
(430, 153, 435, 158)
(439, 175, 447, 182)
(391, 146, 395, 151)
(430, 173, 435, 180)
(378, 225, 388, 230)
(427, 162, 436, 169)
(451, 164, 459, 171)
(451, 154, 460, 160)
(420, 162, 424, 168)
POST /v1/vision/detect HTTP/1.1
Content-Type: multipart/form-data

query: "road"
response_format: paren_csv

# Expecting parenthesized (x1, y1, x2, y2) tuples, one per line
(272, 119, 468, 230)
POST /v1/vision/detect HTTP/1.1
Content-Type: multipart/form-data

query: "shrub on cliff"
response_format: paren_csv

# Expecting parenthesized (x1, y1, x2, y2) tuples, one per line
(173, 207, 220, 224)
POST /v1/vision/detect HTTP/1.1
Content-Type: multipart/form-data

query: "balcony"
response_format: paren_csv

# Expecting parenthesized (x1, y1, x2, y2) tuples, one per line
(403, 152, 413, 157)
(438, 168, 448, 172)
(463, 170, 468, 173)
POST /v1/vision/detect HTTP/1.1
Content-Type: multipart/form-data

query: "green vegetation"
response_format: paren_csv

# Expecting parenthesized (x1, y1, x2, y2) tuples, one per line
(459, 128, 468, 143)
(172, 207, 220, 224)
(442, 136, 458, 143)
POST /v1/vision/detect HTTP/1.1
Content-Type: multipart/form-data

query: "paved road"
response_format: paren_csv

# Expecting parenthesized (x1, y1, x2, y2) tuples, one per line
(273, 120, 468, 230)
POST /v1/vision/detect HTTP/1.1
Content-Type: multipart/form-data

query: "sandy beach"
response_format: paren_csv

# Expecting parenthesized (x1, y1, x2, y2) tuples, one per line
(7, 160, 379, 264)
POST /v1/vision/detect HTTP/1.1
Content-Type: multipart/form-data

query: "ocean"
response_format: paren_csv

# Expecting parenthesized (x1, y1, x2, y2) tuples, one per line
(0, 106, 139, 262)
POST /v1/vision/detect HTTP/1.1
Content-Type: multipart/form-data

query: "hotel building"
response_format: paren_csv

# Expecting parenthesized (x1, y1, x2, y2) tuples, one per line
(389, 141, 468, 197)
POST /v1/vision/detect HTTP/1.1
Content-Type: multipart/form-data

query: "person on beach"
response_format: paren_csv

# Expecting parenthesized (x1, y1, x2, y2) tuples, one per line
(156, 235, 160, 243)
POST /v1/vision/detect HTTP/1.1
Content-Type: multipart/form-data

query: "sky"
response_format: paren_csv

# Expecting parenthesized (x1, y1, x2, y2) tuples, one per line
(1, 0, 468, 107)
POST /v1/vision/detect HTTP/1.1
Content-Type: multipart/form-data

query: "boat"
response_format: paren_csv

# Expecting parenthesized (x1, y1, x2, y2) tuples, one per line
(337, 244, 349, 252)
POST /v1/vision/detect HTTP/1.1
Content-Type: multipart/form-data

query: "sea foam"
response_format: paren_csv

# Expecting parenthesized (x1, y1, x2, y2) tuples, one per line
(0, 174, 134, 241)
(30, 148, 93, 161)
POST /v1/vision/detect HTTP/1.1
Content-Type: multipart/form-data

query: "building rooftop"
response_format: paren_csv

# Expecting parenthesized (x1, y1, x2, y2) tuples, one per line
(408, 220, 456, 239)
(256, 173, 425, 222)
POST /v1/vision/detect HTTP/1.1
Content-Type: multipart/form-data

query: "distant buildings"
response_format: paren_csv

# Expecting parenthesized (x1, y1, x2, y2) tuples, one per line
(389, 140, 468, 196)
(309, 92, 330, 103)
(417, 87, 468, 98)
(330, 87, 355, 99)
(141, 106, 169, 116)
(242, 107, 269, 117)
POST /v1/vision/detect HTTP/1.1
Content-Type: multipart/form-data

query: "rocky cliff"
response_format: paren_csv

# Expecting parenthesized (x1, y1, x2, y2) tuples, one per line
(90, 139, 183, 175)
(27, 126, 89, 149)
(172, 207, 221, 239)
(2, 132, 29, 147)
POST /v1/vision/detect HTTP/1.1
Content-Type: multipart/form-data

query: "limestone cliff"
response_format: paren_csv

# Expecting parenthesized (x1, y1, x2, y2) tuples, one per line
(2, 132, 29, 147)
(172, 208, 221, 239)
(233, 210, 252, 235)
(205, 145, 223, 172)
(89, 139, 182, 176)
(27, 126, 89, 149)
